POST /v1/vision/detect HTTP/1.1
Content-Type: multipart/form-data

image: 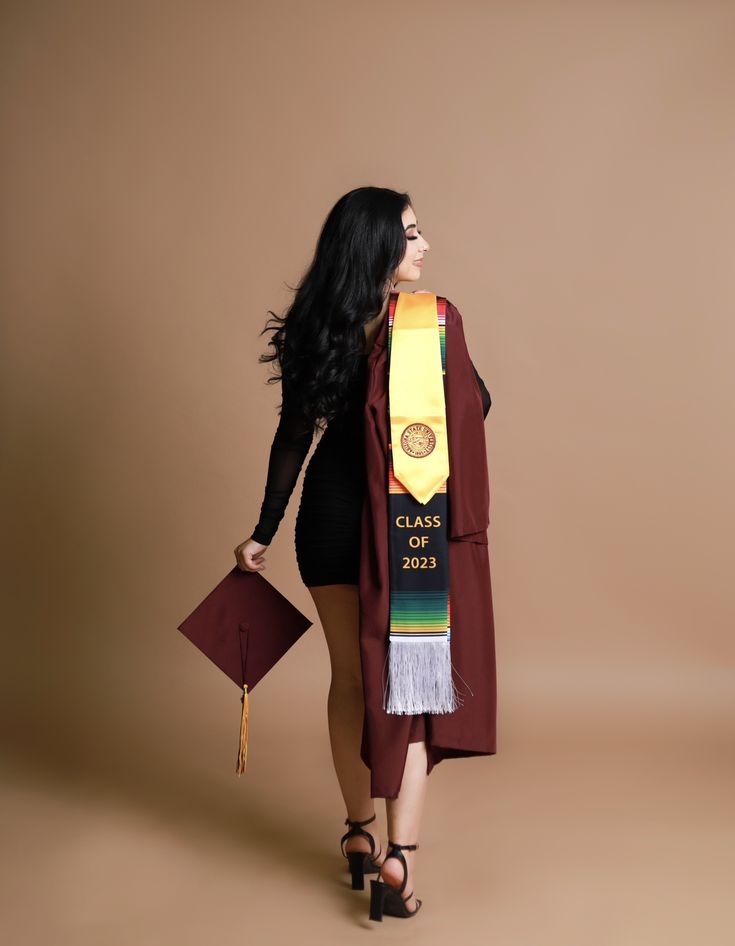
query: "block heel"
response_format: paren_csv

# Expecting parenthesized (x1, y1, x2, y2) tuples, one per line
(339, 813, 383, 891)
(368, 840, 422, 920)
(369, 878, 390, 920)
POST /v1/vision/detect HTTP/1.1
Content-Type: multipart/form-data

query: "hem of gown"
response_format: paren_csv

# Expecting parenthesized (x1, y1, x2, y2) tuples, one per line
(368, 746, 498, 800)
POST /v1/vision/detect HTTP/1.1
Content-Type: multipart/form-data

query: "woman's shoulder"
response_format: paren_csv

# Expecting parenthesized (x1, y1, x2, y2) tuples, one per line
(410, 289, 457, 303)
(438, 295, 468, 342)
(411, 289, 463, 325)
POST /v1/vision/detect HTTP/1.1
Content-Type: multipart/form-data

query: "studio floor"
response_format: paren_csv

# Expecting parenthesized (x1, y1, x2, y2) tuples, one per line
(1, 666, 731, 946)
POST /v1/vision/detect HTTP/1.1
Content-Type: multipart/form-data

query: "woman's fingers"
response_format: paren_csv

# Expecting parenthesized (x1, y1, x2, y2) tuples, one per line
(246, 549, 266, 571)
(235, 538, 267, 572)
(237, 554, 264, 572)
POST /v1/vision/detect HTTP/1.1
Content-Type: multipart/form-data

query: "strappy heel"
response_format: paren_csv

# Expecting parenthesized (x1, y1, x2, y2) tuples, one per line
(340, 813, 383, 890)
(369, 840, 423, 920)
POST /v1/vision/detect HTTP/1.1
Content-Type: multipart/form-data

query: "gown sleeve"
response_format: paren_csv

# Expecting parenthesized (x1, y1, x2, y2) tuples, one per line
(470, 361, 492, 419)
(250, 379, 315, 545)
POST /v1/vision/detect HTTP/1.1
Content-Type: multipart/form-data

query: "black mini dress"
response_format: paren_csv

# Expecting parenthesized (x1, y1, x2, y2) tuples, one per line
(251, 354, 491, 588)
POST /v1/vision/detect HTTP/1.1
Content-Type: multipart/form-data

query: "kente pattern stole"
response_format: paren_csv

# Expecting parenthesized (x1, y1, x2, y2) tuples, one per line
(384, 291, 462, 714)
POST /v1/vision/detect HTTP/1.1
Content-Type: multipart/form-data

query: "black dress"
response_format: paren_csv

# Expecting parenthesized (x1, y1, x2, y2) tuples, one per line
(251, 355, 491, 588)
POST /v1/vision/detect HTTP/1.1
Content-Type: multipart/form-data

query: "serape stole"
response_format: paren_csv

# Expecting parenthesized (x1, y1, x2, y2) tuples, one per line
(384, 291, 461, 714)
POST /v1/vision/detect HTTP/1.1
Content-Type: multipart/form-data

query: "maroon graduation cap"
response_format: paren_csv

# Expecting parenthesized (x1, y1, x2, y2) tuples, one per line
(177, 566, 313, 774)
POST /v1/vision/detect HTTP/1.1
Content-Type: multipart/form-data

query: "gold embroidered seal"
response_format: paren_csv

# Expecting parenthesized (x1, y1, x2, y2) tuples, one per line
(400, 422, 436, 458)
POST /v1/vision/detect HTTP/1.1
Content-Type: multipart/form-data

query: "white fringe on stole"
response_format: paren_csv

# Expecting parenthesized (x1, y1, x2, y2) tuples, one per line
(383, 637, 462, 714)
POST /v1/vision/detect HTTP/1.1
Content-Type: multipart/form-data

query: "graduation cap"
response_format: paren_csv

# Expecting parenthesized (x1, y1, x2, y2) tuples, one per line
(177, 566, 313, 775)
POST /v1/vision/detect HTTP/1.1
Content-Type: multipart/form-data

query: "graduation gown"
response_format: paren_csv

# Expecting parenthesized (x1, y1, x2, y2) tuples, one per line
(358, 296, 497, 799)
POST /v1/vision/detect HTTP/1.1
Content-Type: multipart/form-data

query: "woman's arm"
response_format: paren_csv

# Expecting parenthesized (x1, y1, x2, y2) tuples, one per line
(250, 381, 314, 545)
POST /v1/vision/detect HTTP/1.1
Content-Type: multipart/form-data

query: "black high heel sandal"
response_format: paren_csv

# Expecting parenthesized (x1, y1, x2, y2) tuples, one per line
(340, 813, 383, 891)
(369, 840, 423, 920)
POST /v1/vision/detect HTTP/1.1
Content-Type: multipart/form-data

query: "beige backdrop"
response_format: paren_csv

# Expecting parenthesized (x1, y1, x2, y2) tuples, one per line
(1, 1, 733, 943)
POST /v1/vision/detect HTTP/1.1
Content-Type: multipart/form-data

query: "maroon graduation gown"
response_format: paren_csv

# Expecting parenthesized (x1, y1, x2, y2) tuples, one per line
(358, 297, 497, 799)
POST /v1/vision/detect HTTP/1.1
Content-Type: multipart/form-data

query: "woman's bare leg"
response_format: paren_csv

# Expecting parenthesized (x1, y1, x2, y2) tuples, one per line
(307, 582, 385, 864)
(381, 739, 428, 913)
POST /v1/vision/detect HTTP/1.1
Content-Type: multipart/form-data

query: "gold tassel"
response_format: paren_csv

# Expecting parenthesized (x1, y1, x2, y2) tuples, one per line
(236, 683, 249, 775)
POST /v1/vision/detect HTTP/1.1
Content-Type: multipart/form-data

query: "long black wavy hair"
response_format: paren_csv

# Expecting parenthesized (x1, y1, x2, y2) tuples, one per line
(258, 186, 412, 433)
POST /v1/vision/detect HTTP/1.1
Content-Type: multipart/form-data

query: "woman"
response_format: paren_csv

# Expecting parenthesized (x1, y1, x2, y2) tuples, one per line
(235, 187, 492, 919)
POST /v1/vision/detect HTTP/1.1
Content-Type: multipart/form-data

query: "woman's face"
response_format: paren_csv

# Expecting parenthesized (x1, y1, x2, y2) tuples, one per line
(392, 205, 430, 286)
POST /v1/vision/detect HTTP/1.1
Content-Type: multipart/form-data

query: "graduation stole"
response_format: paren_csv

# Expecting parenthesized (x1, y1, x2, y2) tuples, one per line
(384, 291, 460, 714)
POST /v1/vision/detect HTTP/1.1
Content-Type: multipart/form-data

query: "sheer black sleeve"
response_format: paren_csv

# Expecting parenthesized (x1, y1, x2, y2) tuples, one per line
(470, 361, 492, 419)
(250, 381, 315, 545)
